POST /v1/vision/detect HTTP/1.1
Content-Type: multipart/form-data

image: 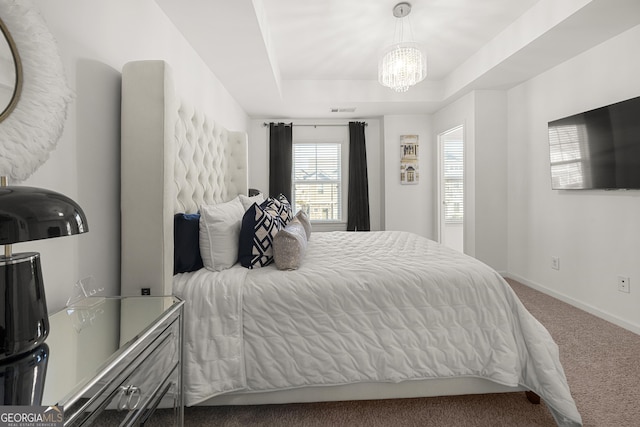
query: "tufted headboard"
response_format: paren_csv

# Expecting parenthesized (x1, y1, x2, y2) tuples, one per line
(120, 60, 248, 297)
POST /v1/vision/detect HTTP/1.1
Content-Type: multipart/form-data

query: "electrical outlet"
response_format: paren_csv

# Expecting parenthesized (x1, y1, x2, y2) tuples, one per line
(618, 276, 630, 293)
(551, 257, 560, 270)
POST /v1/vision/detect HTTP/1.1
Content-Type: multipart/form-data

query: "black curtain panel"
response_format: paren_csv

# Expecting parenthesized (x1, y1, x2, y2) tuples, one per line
(347, 122, 370, 231)
(268, 122, 293, 200)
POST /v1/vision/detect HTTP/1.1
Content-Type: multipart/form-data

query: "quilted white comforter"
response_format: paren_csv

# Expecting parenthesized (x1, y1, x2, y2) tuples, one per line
(174, 231, 582, 426)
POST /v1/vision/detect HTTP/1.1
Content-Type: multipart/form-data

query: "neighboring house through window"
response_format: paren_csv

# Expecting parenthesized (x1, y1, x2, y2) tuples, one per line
(292, 141, 346, 222)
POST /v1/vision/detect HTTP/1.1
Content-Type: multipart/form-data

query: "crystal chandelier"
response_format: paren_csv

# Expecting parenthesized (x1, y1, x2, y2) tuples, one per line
(378, 2, 426, 92)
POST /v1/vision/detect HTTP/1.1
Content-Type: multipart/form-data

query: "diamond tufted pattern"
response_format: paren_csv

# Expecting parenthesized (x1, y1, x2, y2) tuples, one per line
(121, 60, 247, 297)
(174, 105, 247, 214)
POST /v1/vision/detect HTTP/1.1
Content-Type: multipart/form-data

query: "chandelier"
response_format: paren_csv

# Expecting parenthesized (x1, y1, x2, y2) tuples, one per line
(378, 2, 427, 92)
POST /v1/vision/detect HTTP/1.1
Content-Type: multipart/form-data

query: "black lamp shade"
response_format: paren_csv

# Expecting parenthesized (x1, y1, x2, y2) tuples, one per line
(0, 186, 88, 245)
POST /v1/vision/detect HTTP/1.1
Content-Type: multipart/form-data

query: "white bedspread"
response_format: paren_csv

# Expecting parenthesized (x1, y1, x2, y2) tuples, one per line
(174, 231, 582, 426)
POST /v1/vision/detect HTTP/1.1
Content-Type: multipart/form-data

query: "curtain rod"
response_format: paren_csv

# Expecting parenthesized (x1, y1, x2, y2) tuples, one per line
(262, 122, 367, 127)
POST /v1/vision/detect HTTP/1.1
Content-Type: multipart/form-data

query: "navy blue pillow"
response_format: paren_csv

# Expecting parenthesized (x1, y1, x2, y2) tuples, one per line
(174, 213, 203, 274)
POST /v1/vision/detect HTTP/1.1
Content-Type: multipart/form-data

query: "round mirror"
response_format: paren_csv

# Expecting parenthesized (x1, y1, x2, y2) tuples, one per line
(0, 1, 72, 183)
(0, 16, 20, 122)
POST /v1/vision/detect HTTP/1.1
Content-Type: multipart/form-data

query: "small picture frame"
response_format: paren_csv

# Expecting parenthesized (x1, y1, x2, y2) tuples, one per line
(400, 135, 419, 184)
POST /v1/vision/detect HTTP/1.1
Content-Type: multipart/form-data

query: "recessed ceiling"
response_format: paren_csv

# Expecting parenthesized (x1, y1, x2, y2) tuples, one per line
(264, 0, 538, 81)
(155, 0, 640, 118)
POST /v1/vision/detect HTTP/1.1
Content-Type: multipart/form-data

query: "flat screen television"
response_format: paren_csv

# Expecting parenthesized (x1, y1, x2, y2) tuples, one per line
(548, 95, 640, 190)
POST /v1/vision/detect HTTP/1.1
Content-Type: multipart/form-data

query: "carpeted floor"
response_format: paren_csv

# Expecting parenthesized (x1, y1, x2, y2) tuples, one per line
(97, 279, 640, 426)
(506, 279, 640, 427)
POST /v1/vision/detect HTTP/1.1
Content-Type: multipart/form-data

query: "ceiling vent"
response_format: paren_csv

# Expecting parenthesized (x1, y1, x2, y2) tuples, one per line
(330, 107, 356, 113)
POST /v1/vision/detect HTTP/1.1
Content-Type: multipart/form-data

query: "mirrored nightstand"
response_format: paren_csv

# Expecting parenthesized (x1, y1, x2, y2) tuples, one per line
(42, 296, 184, 426)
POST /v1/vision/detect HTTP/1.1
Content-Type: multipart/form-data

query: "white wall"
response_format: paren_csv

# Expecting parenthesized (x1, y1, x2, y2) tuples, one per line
(249, 115, 440, 238)
(382, 115, 434, 239)
(475, 91, 508, 272)
(507, 24, 640, 333)
(248, 118, 384, 232)
(433, 94, 476, 255)
(248, 114, 438, 239)
(432, 91, 508, 272)
(14, 0, 248, 313)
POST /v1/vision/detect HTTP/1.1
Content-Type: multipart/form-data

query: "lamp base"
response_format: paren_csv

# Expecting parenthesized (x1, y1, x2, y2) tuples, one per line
(0, 252, 49, 361)
(0, 343, 48, 405)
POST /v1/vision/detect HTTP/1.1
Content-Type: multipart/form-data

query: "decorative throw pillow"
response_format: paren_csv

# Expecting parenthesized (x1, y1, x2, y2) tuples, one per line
(276, 194, 294, 224)
(199, 197, 245, 271)
(294, 209, 311, 240)
(238, 200, 283, 268)
(239, 193, 265, 211)
(262, 195, 293, 227)
(174, 213, 203, 274)
(273, 219, 308, 270)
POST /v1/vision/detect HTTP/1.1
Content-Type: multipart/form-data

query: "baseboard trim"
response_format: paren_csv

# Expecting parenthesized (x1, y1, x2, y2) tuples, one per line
(504, 272, 640, 336)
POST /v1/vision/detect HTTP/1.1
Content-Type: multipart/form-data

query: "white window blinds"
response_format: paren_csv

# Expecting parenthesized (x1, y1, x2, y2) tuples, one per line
(443, 140, 464, 223)
(293, 143, 342, 221)
(549, 124, 588, 188)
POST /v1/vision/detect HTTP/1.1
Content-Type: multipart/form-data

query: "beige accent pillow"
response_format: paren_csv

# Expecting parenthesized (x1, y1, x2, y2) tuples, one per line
(273, 219, 308, 270)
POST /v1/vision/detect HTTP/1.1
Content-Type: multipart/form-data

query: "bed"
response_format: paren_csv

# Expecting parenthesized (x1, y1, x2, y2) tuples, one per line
(120, 60, 582, 426)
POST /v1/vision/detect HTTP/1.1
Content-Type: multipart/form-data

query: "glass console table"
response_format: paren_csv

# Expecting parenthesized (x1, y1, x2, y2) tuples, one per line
(42, 296, 184, 426)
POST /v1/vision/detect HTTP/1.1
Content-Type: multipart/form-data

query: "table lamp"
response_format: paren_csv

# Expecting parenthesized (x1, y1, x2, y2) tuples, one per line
(0, 177, 88, 361)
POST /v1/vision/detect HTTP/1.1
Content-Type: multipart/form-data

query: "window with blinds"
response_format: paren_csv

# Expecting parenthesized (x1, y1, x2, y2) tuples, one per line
(549, 123, 588, 188)
(292, 143, 342, 221)
(443, 139, 464, 223)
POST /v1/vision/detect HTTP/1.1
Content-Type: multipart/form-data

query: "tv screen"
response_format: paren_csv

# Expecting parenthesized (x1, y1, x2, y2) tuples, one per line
(548, 95, 640, 190)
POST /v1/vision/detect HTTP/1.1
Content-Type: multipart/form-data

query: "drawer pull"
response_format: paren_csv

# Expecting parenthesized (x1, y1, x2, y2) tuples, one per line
(117, 385, 142, 411)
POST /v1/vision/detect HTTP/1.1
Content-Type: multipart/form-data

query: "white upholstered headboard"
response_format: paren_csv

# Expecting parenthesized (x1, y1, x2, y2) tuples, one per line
(120, 60, 248, 296)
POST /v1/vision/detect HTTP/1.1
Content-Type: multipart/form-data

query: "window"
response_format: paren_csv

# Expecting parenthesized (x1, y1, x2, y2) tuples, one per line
(293, 142, 343, 221)
(549, 123, 589, 189)
(443, 139, 463, 223)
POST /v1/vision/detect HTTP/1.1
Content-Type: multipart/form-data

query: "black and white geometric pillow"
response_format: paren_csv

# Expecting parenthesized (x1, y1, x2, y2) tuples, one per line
(262, 195, 293, 227)
(276, 194, 294, 224)
(238, 200, 283, 268)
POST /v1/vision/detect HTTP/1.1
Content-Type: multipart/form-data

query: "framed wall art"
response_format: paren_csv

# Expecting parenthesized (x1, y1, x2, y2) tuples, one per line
(400, 134, 419, 184)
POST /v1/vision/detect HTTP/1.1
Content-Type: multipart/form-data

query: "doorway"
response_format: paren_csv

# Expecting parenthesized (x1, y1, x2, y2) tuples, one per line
(438, 125, 464, 253)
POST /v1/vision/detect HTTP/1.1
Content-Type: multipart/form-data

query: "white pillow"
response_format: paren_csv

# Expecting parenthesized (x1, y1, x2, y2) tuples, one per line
(199, 197, 245, 271)
(295, 209, 311, 240)
(239, 193, 265, 211)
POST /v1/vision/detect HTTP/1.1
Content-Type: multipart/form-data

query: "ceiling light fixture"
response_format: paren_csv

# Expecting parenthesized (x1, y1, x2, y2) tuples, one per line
(378, 2, 426, 93)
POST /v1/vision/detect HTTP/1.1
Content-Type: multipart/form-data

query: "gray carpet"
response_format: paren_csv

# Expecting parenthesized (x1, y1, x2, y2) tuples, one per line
(506, 279, 640, 427)
(101, 279, 640, 426)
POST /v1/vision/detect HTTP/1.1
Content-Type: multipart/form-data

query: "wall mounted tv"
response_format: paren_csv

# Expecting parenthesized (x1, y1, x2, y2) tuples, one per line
(548, 95, 640, 190)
